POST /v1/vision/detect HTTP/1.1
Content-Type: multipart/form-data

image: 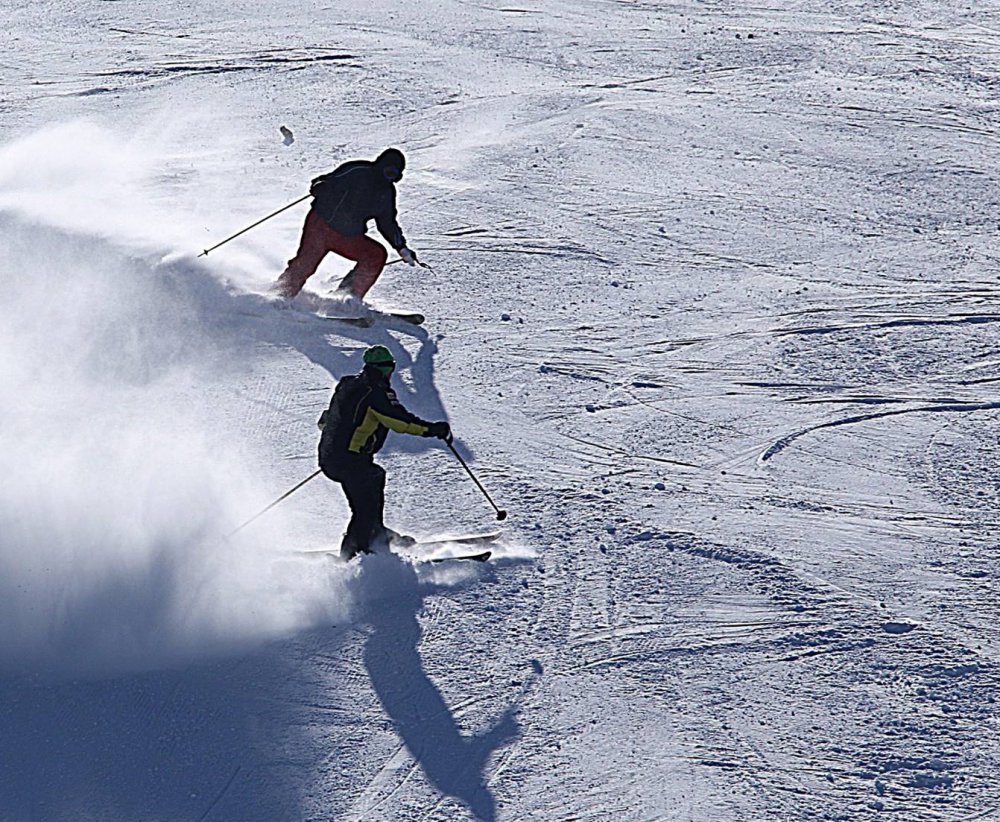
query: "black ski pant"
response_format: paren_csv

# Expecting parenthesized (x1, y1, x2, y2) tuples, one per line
(322, 456, 386, 561)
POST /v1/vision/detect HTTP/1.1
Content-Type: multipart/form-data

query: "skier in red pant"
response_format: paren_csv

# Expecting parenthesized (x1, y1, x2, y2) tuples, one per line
(273, 148, 419, 300)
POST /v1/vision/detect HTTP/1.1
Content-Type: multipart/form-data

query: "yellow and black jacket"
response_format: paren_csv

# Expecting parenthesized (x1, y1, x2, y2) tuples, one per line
(318, 365, 432, 474)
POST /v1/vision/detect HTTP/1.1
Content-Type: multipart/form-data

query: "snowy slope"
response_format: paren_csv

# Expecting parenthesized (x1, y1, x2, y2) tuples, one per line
(2, 1, 1000, 819)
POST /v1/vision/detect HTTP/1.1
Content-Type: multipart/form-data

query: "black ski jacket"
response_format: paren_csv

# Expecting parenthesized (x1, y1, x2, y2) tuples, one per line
(310, 160, 406, 249)
(318, 365, 432, 474)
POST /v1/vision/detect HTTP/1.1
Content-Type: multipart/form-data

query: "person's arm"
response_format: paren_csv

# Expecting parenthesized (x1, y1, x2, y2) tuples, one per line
(370, 386, 448, 438)
(374, 187, 407, 252)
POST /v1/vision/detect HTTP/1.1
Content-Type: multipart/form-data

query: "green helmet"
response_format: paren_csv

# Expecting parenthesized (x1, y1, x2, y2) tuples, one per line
(363, 345, 395, 372)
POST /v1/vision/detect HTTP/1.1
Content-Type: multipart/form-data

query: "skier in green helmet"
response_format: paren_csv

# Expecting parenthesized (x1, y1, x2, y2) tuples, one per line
(317, 345, 450, 560)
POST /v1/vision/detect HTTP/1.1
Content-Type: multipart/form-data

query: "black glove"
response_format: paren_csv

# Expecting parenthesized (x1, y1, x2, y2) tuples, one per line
(425, 421, 451, 440)
(310, 173, 331, 197)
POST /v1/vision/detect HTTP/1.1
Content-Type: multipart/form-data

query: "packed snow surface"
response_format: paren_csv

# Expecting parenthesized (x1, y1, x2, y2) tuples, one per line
(1, 0, 999, 819)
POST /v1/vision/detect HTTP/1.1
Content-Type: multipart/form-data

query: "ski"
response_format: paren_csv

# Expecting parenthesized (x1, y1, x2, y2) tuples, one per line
(257, 283, 423, 327)
(316, 314, 374, 327)
(405, 533, 499, 562)
(295, 532, 500, 564)
(425, 550, 492, 563)
(414, 531, 501, 546)
(373, 309, 425, 326)
(319, 314, 376, 327)
(316, 310, 424, 327)
(295, 547, 492, 563)
(391, 311, 424, 326)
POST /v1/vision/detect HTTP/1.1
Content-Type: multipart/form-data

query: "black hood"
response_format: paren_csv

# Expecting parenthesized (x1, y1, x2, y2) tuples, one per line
(375, 148, 405, 180)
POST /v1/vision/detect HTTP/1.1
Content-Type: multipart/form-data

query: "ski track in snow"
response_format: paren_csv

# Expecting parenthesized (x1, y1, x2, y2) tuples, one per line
(2, 0, 1000, 819)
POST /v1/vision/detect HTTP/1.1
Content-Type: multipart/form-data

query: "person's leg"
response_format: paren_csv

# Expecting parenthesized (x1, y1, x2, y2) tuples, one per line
(339, 473, 369, 561)
(365, 464, 388, 551)
(339, 462, 387, 560)
(274, 210, 333, 298)
(330, 234, 389, 298)
(338, 481, 363, 561)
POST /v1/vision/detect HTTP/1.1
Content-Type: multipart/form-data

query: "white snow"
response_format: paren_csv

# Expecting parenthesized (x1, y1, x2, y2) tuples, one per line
(2, 1, 999, 819)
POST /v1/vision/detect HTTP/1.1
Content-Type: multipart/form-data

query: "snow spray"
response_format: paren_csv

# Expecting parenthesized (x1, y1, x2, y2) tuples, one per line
(0, 124, 353, 677)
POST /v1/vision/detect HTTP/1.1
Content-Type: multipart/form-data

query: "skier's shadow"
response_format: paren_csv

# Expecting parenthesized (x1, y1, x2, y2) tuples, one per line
(224, 288, 452, 437)
(359, 562, 519, 822)
(157, 256, 470, 459)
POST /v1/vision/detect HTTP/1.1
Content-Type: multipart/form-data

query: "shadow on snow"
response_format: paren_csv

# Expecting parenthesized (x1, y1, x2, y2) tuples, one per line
(359, 559, 520, 822)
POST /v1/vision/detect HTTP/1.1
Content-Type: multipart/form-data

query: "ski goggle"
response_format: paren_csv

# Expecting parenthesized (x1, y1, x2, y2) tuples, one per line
(382, 165, 402, 182)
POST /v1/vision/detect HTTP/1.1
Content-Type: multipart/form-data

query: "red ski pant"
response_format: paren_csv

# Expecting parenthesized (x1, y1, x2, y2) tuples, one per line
(274, 208, 388, 298)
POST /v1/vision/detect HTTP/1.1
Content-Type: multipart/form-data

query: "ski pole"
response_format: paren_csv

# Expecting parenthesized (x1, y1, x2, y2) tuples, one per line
(226, 468, 322, 538)
(198, 194, 311, 257)
(446, 439, 508, 521)
(386, 257, 434, 271)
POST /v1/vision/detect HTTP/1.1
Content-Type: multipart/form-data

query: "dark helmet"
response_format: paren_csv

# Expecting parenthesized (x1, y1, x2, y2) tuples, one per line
(363, 345, 395, 375)
(375, 148, 405, 182)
